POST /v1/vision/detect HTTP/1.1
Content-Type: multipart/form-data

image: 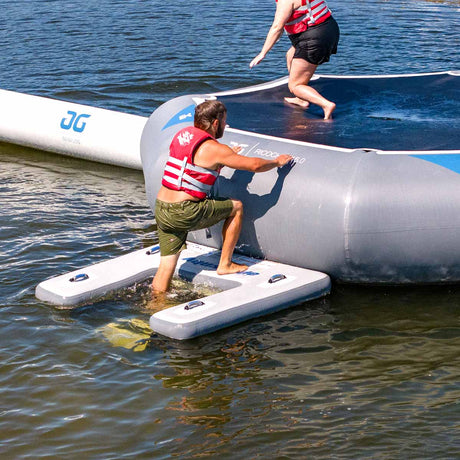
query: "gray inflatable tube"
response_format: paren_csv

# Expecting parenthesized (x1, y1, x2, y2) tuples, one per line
(141, 72, 460, 284)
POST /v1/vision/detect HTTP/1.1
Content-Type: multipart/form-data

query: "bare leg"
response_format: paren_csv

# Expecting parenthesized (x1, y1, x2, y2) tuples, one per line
(284, 47, 310, 108)
(288, 58, 336, 119)
(146, 291, 168, 313)
(286, 46, 295, 72)
(217, 199, 248, 275)
(152, 252, 181, 293)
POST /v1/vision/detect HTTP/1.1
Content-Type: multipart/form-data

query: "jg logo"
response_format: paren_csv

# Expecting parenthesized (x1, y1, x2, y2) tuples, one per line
(60, 111, 91, 133)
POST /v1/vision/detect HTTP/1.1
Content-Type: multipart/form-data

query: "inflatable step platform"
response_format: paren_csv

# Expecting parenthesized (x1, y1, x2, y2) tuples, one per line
(36, 242, 331, 340)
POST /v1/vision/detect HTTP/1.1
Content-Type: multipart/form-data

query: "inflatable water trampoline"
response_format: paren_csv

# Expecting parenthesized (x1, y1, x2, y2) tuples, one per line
(142, 71, 460, 284)
(2, 71, 459, 285)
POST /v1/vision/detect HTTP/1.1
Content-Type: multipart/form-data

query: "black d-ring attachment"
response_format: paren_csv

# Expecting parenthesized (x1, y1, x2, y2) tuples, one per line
(146, 245, 160, 255)
(268, 274, 286, 284)
(69, 273, 89, 282)
(184, 300, 205, 310)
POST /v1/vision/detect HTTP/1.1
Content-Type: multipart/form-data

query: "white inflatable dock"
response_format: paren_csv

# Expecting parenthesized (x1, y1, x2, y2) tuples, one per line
(0, 88, 145, 169)
(35, 243, 331, 340)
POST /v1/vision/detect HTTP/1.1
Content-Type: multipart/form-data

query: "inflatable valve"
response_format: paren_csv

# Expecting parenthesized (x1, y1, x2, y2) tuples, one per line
(268, 274, 286, 284)
(69, 273, 89, 282)
(184, 300, 205, 310)
(145, 245, 160, 255)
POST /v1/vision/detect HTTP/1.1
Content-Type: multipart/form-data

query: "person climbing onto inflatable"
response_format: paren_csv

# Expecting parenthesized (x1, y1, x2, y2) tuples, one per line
(152, 100, 293, 293)
(250, 0, 340, 119)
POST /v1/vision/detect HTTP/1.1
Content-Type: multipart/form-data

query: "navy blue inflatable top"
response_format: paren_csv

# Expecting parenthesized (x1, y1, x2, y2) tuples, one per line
(219, 73, 459, 151)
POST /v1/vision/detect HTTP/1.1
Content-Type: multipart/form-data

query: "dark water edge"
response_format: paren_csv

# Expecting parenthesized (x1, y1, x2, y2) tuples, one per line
(1, 0, 459, 458)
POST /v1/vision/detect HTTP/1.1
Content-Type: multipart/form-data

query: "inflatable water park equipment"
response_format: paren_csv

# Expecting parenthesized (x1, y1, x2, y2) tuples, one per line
(142, 71, 460, 284)
(1, 72, 460, 335)
(35, 242, 331, 340)
(0, 88, 146, 169)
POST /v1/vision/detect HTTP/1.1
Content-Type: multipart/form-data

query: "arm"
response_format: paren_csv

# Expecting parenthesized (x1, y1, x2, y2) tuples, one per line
(249, 0, 294, 68)
(195, 141, 293, 173)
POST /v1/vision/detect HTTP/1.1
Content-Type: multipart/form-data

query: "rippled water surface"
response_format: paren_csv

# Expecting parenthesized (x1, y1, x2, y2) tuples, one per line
(1, 1, 459, 458)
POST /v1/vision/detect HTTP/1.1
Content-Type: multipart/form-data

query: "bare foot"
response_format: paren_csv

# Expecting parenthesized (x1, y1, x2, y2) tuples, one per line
(146, 291, 168, 313)
(323, 102, 336, 120)
(284, 97, 310, 109)
(217, 262, 248, 275)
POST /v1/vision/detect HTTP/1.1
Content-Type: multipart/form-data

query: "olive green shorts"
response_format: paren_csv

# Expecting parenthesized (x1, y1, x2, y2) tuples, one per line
(155, 198, 234, 256)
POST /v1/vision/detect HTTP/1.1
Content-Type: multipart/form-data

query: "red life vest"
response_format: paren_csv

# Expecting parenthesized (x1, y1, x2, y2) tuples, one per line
(162, 126, 220, 200)
(277, 0, 332, 35)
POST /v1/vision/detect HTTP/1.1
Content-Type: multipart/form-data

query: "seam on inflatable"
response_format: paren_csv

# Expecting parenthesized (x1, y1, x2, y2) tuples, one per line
(225, 127, 352, 152)
(211, 71, 452, 98)
(343, 155, 367, 269)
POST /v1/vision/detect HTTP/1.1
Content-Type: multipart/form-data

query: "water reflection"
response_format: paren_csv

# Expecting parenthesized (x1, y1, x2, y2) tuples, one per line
(133, 285, 460, 456)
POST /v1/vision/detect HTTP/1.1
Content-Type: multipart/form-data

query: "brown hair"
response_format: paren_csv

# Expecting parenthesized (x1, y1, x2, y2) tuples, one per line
(194, 100, 227, 132)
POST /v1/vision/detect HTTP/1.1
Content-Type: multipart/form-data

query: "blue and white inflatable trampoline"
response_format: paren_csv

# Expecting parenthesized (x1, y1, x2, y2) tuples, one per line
(141, 71, 460, 284)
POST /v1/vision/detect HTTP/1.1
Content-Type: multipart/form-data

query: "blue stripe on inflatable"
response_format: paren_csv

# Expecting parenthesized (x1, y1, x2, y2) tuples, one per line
(162, 104, 195, 131)
(411, 154, 460, 175)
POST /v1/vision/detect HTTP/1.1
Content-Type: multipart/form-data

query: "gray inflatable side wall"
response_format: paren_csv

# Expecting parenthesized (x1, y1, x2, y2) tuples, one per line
(141, 96, 460, 284)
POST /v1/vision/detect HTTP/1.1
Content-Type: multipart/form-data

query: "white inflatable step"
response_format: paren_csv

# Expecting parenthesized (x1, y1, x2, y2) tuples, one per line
(35, 245, 163, 306)
(35, 243, 331, 339)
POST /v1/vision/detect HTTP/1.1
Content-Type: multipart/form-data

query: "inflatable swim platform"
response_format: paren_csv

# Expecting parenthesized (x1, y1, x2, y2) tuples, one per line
(35, 242, 331, 339)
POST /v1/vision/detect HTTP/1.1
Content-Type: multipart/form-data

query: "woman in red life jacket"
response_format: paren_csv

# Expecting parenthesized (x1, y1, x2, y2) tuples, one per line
(152, 100, 293, 293)
(250, 0, 340, 120)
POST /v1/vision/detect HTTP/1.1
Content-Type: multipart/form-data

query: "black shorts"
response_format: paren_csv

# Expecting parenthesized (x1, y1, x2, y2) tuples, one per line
(289, 16, 340, 66)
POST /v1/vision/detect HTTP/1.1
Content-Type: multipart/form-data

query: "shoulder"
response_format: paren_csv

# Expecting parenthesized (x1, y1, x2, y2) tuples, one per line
(275, 0, 296, 19)
(195, 138, 238, 169)
(196, 137, 226, 158)
(277, 0, 295, 7)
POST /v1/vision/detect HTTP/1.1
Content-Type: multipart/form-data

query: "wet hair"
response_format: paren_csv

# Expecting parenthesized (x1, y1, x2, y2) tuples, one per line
(194, 100, 227, 132)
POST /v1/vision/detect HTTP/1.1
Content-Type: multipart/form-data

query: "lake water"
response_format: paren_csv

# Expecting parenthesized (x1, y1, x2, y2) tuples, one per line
(1, 0, 459, 458)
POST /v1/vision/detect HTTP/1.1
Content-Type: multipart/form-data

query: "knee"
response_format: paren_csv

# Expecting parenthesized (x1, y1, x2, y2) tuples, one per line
(288, 80, 299, 94)
(231, 199, 243, 215)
